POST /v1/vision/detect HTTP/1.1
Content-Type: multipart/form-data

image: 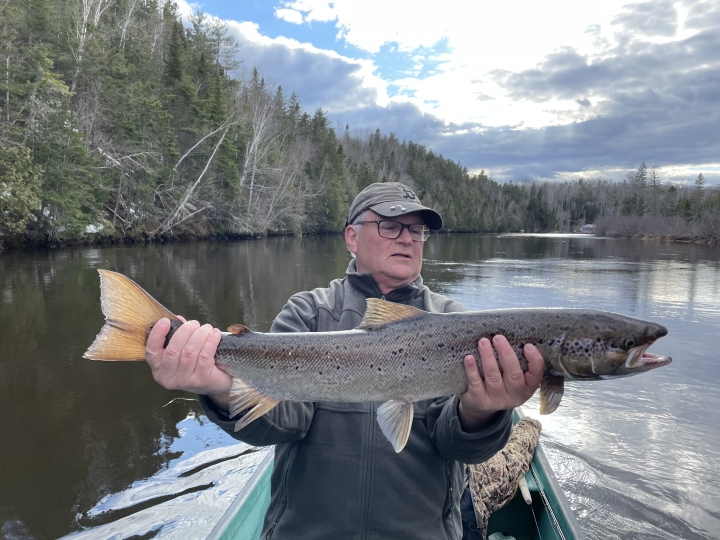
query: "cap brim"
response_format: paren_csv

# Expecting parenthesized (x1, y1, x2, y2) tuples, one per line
(370, 201, 443, 230)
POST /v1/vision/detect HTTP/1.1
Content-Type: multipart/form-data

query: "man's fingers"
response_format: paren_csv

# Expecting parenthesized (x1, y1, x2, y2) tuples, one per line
(463, 353, 484, 388)
(478, 337, 503, 386)
(523, 343, 546, 388)
(197, 328, 222, 370)
(159, 320, 199, 374)
(175, 322, 211, 381)
(146, 318, 171, 365)
(493, 335, 526, 388)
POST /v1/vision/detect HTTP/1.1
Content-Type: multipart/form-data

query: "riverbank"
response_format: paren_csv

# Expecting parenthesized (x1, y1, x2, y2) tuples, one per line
(593, 214, 720, 245)
(601, 232, 719, 244)
(3, 226, 719, 252)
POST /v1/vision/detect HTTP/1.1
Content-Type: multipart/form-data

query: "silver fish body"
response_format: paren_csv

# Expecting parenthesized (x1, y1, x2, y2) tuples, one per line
(84, 270, 672, 453)
(215, 305, 670, 405)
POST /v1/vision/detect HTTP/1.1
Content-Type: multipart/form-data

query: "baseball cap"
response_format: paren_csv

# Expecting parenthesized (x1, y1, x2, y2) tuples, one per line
(345, 182, 443, 230)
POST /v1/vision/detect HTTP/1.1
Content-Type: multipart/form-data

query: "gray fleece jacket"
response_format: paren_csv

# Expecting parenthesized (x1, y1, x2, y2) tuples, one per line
(200, 260, 513, 540)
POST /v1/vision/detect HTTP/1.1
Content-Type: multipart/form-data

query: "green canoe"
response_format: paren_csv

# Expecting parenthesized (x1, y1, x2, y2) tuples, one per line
(207, 409, 585, 540)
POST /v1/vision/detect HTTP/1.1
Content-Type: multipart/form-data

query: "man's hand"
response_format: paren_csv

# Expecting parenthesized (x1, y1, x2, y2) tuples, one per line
(145, 318, 232, 410)
(458, 335, 545, 431)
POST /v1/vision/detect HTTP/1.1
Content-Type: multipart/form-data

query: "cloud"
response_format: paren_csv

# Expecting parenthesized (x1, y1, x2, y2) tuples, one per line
(225, 21, 385, 112)
(188, 0, 720, 185)
(611, 0, 678, 37)
(275, 8, 303, 24)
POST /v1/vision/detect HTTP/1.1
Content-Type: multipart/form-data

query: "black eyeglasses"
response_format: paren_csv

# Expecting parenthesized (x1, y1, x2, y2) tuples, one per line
(354, 220, 431, 242)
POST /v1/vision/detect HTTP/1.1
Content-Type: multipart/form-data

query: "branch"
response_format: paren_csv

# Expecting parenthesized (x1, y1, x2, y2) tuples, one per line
(152, 128, 228, 237)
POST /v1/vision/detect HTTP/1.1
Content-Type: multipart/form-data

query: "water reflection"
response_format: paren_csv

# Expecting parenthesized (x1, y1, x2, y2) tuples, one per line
(63, 411, 269, 539)
(2, 234, 719, 539)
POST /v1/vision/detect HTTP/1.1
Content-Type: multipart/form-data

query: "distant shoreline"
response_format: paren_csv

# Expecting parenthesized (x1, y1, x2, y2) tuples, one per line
(3, 228, 719, 252)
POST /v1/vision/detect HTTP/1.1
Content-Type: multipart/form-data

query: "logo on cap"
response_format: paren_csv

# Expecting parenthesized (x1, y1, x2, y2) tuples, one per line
(400, 186, 416, 200)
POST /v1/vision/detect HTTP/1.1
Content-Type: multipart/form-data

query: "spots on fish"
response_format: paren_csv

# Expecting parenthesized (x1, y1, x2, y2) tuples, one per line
(438, 343, 444, 349)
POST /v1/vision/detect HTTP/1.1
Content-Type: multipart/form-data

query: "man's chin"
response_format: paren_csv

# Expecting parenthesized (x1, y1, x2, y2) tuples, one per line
(384, 262, 420, 282)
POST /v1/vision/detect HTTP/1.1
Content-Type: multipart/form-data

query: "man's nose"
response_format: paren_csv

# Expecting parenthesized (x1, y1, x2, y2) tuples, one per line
(396, 226, 414, 244)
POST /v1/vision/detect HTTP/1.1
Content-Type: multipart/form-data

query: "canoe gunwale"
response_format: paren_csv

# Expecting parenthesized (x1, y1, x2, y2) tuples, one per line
(206, 447, 275, 540)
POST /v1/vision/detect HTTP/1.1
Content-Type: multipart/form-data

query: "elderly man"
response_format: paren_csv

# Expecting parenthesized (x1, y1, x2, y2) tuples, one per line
(145, 182, 544, 540)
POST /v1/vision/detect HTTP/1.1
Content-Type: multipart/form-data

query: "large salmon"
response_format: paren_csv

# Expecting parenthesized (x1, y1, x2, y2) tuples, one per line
(84, 270, 671, 452)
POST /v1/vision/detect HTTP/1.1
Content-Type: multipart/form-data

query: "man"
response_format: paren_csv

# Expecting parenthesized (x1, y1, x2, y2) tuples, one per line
(145, 182, 545, 540)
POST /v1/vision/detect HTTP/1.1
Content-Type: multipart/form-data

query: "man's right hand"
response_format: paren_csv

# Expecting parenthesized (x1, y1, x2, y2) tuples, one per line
(146, 318, 233, 410)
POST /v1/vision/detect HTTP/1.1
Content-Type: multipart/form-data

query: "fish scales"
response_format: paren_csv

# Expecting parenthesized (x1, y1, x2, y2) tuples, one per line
(84, 270, 672, 452)
(212, 309, 643, 403)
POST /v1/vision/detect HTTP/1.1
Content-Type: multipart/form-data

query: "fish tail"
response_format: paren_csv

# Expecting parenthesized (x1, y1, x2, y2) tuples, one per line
(84, 270, 179, 361)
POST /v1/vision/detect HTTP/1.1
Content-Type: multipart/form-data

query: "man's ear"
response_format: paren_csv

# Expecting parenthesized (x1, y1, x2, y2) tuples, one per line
(345, 225, 358, 255)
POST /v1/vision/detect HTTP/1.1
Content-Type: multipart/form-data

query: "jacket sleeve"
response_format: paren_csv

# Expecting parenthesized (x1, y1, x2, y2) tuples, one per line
(199, 292, 320, 444)
(425, 396, 513, 463)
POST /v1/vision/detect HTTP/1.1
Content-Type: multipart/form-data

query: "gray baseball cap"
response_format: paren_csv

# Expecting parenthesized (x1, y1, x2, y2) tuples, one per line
(345, 182, 443, 230)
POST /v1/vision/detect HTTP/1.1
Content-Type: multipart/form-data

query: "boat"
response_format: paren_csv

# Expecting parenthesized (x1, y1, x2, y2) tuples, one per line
(207, 409, 585, 540)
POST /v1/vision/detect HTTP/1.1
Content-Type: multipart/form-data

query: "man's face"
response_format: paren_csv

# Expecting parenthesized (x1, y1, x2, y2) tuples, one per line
(345, 209, 425, 294)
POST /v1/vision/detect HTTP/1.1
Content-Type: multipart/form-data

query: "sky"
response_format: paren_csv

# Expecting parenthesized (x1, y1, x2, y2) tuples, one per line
(176, 0, 720, 185)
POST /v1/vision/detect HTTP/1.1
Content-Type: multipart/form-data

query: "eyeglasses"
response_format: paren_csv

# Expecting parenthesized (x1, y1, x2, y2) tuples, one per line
(354, 220, 431, 242)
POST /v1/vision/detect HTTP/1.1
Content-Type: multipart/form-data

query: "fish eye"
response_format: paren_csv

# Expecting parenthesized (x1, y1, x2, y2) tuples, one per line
(624, 337, 637, 349)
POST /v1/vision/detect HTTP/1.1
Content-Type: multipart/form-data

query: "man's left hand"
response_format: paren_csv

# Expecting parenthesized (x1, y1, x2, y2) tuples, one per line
(458, 335, 545, 431)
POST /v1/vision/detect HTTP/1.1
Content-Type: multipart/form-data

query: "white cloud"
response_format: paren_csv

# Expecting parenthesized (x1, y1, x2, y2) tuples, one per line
(274, 8, 304, 24)
(174, 0, 720, 185)
(222, 20, 390, 112)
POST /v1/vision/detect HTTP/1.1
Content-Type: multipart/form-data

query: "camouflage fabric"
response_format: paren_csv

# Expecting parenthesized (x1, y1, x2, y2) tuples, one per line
(466, 417, 542, 540)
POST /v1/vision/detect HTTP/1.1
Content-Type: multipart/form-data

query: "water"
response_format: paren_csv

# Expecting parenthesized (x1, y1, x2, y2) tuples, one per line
(1, 234, 719, 539)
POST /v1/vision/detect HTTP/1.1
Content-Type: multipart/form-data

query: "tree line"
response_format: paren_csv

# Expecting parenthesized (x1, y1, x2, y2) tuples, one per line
(1, 0, 718, 249)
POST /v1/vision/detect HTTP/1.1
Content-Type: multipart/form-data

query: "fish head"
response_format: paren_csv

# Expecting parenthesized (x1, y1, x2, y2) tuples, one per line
(557, 313, 672, 380)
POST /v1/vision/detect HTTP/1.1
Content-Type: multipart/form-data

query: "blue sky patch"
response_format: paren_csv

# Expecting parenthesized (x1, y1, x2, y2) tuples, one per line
(196, 0, 368, 59)
(372, 38, 451, 81)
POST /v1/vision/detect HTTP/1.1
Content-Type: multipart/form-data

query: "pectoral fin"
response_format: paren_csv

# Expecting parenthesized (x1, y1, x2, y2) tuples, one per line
(539, 373, 565, 415)
(377, 400, 414, 452)
(229, 378, 280, 431)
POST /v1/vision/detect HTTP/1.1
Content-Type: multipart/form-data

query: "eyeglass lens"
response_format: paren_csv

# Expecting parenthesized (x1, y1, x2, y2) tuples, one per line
(378, 221, 429, 241)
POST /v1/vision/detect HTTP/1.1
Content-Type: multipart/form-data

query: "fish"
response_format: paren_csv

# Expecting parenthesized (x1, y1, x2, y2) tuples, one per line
(84, 270, 672, 452)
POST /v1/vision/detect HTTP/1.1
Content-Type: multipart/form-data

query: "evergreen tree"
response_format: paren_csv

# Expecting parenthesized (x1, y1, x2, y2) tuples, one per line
(691, 173, 705, 221)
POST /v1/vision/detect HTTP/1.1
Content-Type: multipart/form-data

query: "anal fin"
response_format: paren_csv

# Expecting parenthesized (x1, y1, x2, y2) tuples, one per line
(539, 373, 565, 414)
(229, 378, 280, 431)
(377, 400, 415, 452)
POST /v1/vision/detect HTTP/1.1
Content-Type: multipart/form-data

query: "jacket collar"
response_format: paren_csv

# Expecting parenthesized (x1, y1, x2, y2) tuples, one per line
(345, 259, 423, 302)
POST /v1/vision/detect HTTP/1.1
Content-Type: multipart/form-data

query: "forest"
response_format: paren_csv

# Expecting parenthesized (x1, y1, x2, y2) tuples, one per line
(1, 0, 719, 249)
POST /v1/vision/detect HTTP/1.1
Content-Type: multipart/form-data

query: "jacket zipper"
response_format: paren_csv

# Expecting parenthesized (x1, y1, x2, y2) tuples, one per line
(443, 486, 454, 519)
(265, 522, 277, 539)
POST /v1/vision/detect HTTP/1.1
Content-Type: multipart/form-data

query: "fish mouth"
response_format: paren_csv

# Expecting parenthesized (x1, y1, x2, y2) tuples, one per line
(636, 351, 672, 368)
(627, 344, 672, 370)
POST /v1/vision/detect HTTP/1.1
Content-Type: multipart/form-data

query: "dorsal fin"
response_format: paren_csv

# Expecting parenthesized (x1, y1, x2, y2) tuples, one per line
(358, 298, 426, 330)
(227, 324, 252, 335)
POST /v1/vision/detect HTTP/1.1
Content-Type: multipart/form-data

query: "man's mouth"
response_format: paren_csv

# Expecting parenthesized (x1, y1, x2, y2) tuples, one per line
(391, 253, 412, 259)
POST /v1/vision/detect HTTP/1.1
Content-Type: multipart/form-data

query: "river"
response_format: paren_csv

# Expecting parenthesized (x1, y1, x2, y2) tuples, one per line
(1, 234, 718, 539)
